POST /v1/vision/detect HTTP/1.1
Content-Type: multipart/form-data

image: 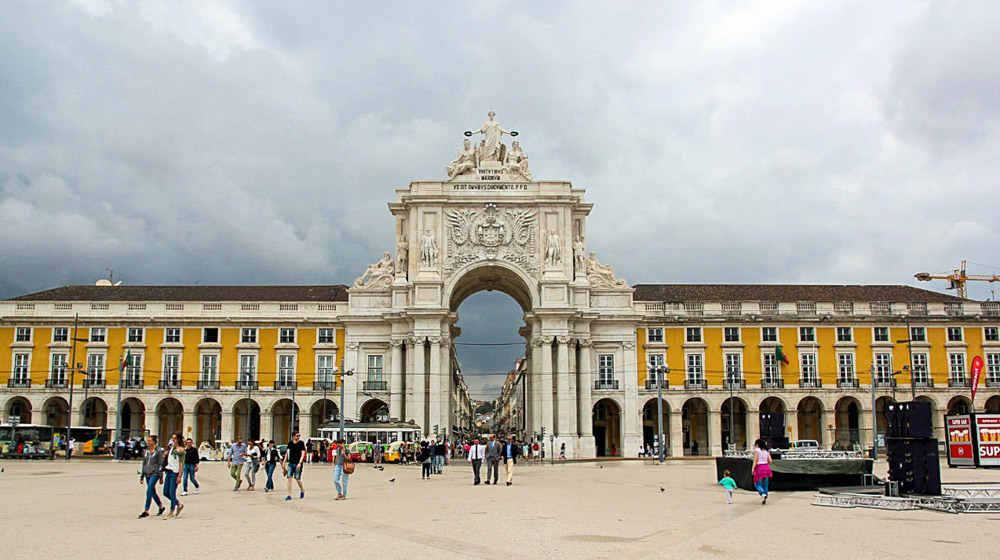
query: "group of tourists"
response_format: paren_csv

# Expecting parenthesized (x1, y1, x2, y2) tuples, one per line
(138, 433, 193, 519)
(465, 434, 522, 486)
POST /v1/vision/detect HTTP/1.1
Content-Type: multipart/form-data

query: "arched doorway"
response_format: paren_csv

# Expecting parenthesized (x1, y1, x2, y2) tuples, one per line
(916, 395, 940, 438)
(682, 398, 709, 456)
(985, 396, 1000, 413)
(948, 396, 972, 415)
(721, 397, 748, 450)
(361, 399, 389, 423)
(119, 397, 146, 439)
(233, 399, 261, 441)
(797, 397, 823, 444)
(156, 398, 184, 439)
(641, 398, 669, 455)
(592, 399, 621, 457)
(875, 396, 895, 443)
(4, 396, 32, 424)
(758, 397, 787, 444)
(43, 396, 69, 428)
(195, 398, 222, 444)
(82, 397, 108, 427)
(834, 397, 862, 449)
(271, 399, 300, 443)
(310, 399, 339, 437)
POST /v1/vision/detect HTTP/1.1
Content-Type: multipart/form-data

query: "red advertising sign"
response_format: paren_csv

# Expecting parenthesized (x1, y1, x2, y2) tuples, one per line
(970, 356, 984, 405)
(975, 414, 1000, 467)
(946, 414, 975, 467)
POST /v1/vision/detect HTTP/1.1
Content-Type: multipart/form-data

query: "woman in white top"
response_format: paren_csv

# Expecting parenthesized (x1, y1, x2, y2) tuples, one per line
(752, 438, 773, 505)
(243, 440, 261, 491)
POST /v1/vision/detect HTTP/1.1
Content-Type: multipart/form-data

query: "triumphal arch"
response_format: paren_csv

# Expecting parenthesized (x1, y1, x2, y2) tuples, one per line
(346, 112, 637, 457)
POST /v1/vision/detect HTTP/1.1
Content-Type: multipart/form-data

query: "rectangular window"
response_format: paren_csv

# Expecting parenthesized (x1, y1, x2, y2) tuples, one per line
(51, 354, 68, 383)
(838, 353, 855, 381)
(201, 355, 218, 381)
(986, 354, 1000, 383)
(686, 354, 703, 380)
(240, 355, 257, 379)
(279, 328, 296, 344)
(241, 328, 257, 344)
(947, 327, 963, 342)
(685, 328, 702, 343)
(317, 355, 335, 384)
(90, 327, 106, 343)
(985, 327, 999, 342)
(761, 327, 777, 342)
(648, 354, 665, 381)
(912, 353, 928, 383)
(598, 354, 615, 382)
(127, 327, 143, 343)
(125, 355, 142, 385)
(836, 327, 852, 342)
(88, 354, 105, 381)
(874, 353, 892, 383)
(799, 327, 815, 342)
(647, 328, 663, 343)
(910, 327, 926, 342)
(52, 327, 69, 343)
(873, 327, 889, 343)
(763, 354, 778, 382)
(15, 327, 31, 342)
(278, 355, 295, 382)
(724, 327, 740, 343)
(801, 353, 817, 380)
(163, 355, 180, 381)
(13, 353, 30, 381)
(724, 353, 742, 378)
(367, 355, 383, 381)
(164, 328, 181, 343)
(318, 328, 335, 344)
(203, 328, 219, 343)
(949, 353, 966, 380)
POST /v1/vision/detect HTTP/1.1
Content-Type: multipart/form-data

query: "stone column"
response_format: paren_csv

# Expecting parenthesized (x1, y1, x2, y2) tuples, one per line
(428, 337, 442, 437)
(220, 411, 233, 442)
(540, 336, 555, 437)
(145, 410, 159, 438)
(786, 410, 799, 442)
(747, 408, 759, 441)
(708, 410, 722, 457)
(669, 410, 684, 457)
(577, 339, 593, 436)
(556, 336, 575, 437)
(344, 342, 360, 425)
(299, 412, 314, 439)
(410, 337, 426, 434)
(260, 411, 274, 443)
(389, 339, 404, 421)
(819, 409, 834, 448)
(441, 338, 453, 438)
(530, 337, 543, 436)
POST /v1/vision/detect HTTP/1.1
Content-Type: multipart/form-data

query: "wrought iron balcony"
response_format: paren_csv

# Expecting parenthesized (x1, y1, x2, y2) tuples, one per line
(120, 378, 144, 389)
(274, 380, 297, 391)
(722, 378, 746, 390)
(197, 379, 220, 390)
(235, 380, 259, 390)
(595, 379, 619, 390)
(987, 379, 1000, 388)
(912, 378, 934, 388)
(837, 378, 860, 389)
(363, 380, 388, 391)
(761, 378, 784, 389)
(159, 379, 182, 389)
(313, 380, 337, 391)
(83, 378, 105, 388)
(798, 378, 822, 389)
(684, 379, 708, 389)
(7, 378, 31, 388)
(45, 378, 68, 389)
(874, 379, 897, 389)
(644, 379, 669, 390)
(948, 378, 971, 388)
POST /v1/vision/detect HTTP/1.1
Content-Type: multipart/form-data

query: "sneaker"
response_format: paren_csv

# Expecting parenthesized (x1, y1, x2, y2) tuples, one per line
(138, 512, 149, 519)
(285, 496, 291, 501)
(164, 511, 175, 520)
(194, 488, 199, 494)
(175, 504, 184, 518)
(181, 491, 188, 496)
(300, 491, 305, 499)
(157, 506, 165, 516)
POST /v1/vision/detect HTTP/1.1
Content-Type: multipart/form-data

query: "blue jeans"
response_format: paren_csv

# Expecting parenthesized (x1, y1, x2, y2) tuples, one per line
(144, 477, 163, 511)
(754, 477, 769, 496)
(334, 464, 349, 496)
(182, 464, 199, 492)
(433, 454, 443, 473)
(265, 463, 276, 490)
(163, 471, 180, 510)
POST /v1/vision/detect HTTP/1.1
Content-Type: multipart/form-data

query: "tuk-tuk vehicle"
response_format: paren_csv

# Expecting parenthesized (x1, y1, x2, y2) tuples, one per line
(198, 441, 232, 461)
(385, 441, 416, 463)
(348, 441, 373, 462)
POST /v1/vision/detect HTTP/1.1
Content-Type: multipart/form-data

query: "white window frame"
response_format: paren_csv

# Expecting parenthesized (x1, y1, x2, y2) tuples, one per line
(986, 353, 1000, 383)
(598, 354, 615, 382)
(685, 327, 702, 343)
(88, 353, 106, 382)
(15, 327, 31, 342)
(762, 353, 779, 383)
(164, 328, 181, 344)
(163, 354, 180, 382)
(836, 327, 852, 342)
(648, 354, 665, 382)
(949, 353, 966, 381)
(837, 353, 855, 382)
(317, 355, 336, 384)
(724, 327, 740, 343)
(202, 328, 220, 344)
(279, 328, 296, 344)
(984, 327, 999, 342)
(52, 327, 69, 343)
(685, 353, 703, 381)
(278, 354, 296, 383)
(317, 328, 336, 344)
(125, 353, 143, 384)
(240, 354, 257, 380)
(241, 328, 257, 344)
(724, 353, 742, 381)
(912, 353, 929, 383)
(127, 327, 144, 343)
(367, 355, 383, 381)
(873, 327, 889, 343)
(800, 353, 817, 381)
(200, 354, 219, 382)
(90, 327, 106, 343)
(647, 327, 664, 343)
(761, 327, 778, 343)
(874, 353, 892, 383)
(910, 326, 926, 342)
(947, 327, 964, 342)
(12, 353, 30, 381)
(799, 327, 815, 342)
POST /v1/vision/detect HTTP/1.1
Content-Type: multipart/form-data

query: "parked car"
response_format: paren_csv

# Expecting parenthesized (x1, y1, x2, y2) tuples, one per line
(791, 439, 819, 450)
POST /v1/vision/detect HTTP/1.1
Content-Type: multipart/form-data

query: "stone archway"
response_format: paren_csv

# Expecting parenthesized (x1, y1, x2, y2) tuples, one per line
(948, 396, 972, 415)
(682, 398, 709, 456)
(985, 396, 1000, 413)
(361, 398, 389, 423)
(271, 399, 299, 443)
(233, 398, 261, 441)
(156, 398, 184, 439)
(834, 396, 862, 449)
(82, 397, 108, 428)
(758, 396, 787, 443)
(119, 397, 146, 439)
(641, 398, 669, 455)
(195, 398, 222, 445)
(721, 397, 749, 450)
(592, 399, 621, 457)
(797, 396, 824, 444)
(42, 396, 69, 428)
(310, 399, 339, 437)
(4, 396, 32, 424)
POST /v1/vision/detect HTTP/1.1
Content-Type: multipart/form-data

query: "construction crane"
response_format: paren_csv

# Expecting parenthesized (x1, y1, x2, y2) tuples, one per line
(915, 260, 1000, 299)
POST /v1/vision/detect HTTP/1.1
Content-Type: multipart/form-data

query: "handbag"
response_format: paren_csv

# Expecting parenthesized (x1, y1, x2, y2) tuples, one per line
(343, 458, 355, 475)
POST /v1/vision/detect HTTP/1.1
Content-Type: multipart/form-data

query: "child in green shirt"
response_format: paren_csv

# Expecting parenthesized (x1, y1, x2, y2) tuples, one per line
(719, 469, 737, 504)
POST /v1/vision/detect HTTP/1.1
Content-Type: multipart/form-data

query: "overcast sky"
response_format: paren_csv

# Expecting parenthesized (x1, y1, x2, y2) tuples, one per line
(2, 1, 999, 399)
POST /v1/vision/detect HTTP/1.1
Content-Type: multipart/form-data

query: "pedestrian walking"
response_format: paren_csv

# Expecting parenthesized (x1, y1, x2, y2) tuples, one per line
(532, 440, 540, 462)
(559, 442, 566, 460)
(263, 440, 281, 492)
(162, 433, 185, 519)
(373, 440, 383, 466)
(67, 437, 75, 460)
(484, 435, 501, 485)
(306, 439, 314, 463)
(418, 441, 432, 479)
(719, 469, 737, 504)
(243, 440, 260, 491)
(752, 439, 773, 505)
(228, 437, 247, 491)
(502, 435, 520, 486)
(137, 435, 165, 518)
(284, 431, 306, 500)
(333, 438, 351, 500)
(468, 437, 485, 485)
(433, 439, 446, 473)
(181, 438, 200, 495)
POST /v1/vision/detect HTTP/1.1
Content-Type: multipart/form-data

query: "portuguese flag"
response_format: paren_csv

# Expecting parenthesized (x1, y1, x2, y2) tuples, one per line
(775, 346, 789, 365)
(120, 350, 132, 373)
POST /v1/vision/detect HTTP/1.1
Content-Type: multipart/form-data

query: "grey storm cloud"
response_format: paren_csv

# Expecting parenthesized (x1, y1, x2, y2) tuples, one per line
(2, 1, 999, 398)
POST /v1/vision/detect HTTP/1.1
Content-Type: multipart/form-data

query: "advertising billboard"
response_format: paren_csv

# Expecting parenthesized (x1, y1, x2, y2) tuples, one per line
(946, 414, 975, 467)
(974, 414, 1000, 467)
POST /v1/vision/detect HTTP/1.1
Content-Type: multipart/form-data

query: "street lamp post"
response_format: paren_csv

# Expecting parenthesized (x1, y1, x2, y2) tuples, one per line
(870, 361, 878, 460)
(727, 366, 736, 451)
(65, 314, 85, 461)
(649, 363, 669, 463)
(338, 357, 354, 441)
(896, 314, 916, 401)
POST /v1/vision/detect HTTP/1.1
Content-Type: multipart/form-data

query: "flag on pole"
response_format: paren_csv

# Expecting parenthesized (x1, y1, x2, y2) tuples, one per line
(120, 350, 131, 374)
(775, 346, 790, 365)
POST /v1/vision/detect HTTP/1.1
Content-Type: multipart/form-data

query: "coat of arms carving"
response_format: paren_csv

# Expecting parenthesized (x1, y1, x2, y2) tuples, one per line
(445, 203, 538, 277)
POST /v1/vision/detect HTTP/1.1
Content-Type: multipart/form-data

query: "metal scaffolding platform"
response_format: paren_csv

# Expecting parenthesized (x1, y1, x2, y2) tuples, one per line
(812, 493, 920, 510)
(814, 487, 1000, 514)
(941, 485, 1000, 499)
